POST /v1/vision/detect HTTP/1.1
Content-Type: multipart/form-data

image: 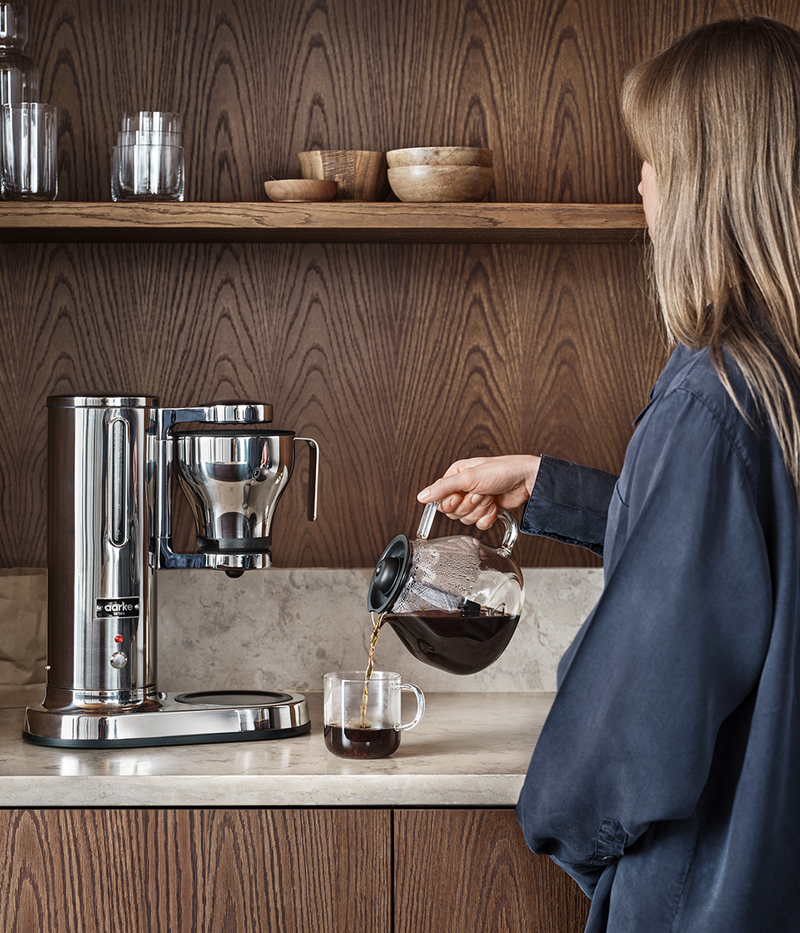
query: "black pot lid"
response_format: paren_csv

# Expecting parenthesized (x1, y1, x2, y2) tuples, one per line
(367, 534, 411, 614)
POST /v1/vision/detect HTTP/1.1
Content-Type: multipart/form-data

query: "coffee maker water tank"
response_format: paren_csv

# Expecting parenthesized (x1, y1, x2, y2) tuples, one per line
(45, 396, 157, 711)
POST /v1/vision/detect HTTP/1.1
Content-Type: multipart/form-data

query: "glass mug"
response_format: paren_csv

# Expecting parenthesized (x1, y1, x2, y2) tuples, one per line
(323, 671, 425, 760)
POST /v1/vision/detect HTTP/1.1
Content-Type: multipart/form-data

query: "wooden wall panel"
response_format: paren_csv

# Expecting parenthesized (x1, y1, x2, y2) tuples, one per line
(395, 809, 590, 933)
(0, 808, 392, 933)
(28, 0, 800, 203)
(0, 240, 660, 569)
(4, 0, 800, 568)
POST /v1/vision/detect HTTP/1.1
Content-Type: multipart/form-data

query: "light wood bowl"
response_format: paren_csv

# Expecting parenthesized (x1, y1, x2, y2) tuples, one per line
(386, 146, 493, 168)
(264, 179, 338, 202)
(296, 149, 389, 201)
(387, 165, 494, 202)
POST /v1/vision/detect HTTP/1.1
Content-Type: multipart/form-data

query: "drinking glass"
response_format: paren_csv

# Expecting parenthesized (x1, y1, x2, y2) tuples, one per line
(323, 670, 425, 759)
(0, 3, 41, 106)
(120, 110, 182, 135)
(116, 130, 182, 147)
(1, 101, 57, 200)
(111, 143, 184, 201)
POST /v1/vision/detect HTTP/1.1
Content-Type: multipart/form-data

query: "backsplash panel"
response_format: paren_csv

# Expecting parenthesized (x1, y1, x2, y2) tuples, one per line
(156, 566, 604, 693)
(0, 566, 602, 705)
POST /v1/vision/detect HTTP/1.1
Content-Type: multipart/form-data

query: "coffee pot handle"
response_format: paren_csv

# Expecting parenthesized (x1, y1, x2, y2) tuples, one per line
(416, 500, 519, 553)
(495, 509, 519, 555)
(416, 501, 440, 539)
(295, 437, 320, 522)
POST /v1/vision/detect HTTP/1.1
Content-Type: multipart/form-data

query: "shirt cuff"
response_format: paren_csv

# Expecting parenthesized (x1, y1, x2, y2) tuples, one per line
(520, 455, 618, 557)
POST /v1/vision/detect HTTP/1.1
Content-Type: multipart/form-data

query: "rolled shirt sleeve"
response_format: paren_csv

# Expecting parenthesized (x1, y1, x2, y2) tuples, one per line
(521, 455, 618, 556)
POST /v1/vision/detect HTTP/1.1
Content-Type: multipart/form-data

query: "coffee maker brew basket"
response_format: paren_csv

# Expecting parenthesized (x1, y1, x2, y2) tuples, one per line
(175, 428, 319, 571)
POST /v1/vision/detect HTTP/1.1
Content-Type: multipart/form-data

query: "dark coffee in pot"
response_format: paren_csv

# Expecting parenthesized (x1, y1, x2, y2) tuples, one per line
(384, 608, 520, 675)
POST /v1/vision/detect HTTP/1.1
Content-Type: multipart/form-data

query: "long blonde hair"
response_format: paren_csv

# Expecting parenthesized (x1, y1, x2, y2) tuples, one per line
(621, 16, 800, 498)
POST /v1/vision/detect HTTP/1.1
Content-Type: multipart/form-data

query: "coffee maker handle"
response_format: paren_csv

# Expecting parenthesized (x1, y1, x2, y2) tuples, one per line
(295, 437, 320, 522)
(416, 500, 519, 553)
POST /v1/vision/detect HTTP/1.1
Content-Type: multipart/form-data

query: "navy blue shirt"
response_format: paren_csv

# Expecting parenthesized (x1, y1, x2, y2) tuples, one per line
(516, 343, 800, 932)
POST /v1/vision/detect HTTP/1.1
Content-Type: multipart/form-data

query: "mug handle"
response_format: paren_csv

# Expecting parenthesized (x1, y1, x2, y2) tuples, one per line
(396, 683, 425, 731)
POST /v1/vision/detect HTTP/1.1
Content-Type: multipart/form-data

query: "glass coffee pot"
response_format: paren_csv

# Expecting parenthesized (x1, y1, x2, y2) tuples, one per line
(367, 502, 525, 674)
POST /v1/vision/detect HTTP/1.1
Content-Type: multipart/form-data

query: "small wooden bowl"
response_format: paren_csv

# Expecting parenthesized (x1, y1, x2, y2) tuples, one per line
(297, 149, 389, 201)
(264, 179, 338, 202)
(386, 146, 493, 168)
(387, 165, 494, 202)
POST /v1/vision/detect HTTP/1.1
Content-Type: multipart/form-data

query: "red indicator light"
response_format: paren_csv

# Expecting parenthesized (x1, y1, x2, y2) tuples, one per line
(114, 635, 124, 643)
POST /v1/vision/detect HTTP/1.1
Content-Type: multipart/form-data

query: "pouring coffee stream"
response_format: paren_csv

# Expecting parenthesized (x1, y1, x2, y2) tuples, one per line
(363, 500, 525, 704)
(360, 611, 384, 725)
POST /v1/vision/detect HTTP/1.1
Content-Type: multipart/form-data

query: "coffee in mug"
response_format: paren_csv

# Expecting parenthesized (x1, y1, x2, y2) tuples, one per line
(323, 670, 424, 760)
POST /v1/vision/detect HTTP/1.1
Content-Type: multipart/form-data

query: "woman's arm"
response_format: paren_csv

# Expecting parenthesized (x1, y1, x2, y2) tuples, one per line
(418, 453, 618, 555)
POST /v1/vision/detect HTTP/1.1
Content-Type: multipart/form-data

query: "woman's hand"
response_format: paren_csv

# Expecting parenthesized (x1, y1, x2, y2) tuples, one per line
(417, 455, 541, 530)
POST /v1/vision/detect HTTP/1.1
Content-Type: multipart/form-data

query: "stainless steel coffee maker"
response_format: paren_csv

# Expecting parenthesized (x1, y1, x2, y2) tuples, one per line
(23, 395, 319, 748)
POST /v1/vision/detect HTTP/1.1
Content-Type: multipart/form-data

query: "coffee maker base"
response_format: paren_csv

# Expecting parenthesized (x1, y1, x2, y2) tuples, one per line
(22, 691, 311, 748)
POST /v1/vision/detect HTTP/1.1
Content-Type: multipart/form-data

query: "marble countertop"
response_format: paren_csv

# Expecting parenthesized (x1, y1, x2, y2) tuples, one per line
(0, 692, 553, 808)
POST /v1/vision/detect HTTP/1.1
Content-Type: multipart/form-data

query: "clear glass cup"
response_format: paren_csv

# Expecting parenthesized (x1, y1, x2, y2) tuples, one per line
(111, 143, 184, 202)
(116, 129, 182, 147)
(323, 670, 425, 759)
(1, 101, 56, 200)
(0, 3, 40, 105)
(120, 110, 181, 135)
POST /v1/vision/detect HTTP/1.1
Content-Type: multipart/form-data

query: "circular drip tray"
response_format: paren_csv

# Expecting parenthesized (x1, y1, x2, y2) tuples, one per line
(174, 690, 294, 706)
(23, 690, 310, 747)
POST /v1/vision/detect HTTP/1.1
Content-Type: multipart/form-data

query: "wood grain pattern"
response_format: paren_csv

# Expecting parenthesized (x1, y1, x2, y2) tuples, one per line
(5, 0, 798, 569)
(0, 808, 391, 933)
(27, 0, 800, 204)
(394, 809, 590, 933)
(0, 240, 660, 569)
(0, 202, 647, 243)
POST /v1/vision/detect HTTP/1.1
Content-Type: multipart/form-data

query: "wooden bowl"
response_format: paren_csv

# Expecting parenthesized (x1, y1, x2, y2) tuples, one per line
(296, 149, 389, 201)
(387, 165, 494, 202)
(264, 179, 337, 202)
(386, 146, 493, 168)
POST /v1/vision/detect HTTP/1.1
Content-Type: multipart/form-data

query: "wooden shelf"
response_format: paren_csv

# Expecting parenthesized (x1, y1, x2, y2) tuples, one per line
(0, 201, 645, 244)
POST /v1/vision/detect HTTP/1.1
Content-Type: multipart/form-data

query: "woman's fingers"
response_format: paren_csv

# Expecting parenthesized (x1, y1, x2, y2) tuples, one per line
(418, 462, 492, 504)
(438, 492, 498, 527)
(417, 454, 541, 527)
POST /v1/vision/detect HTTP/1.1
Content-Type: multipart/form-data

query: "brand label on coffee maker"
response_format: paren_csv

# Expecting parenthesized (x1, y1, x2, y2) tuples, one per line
(96, 598, 140, 619)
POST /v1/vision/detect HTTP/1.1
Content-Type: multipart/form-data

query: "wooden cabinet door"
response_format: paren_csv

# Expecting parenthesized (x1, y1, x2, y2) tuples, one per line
(0, 808, 391, 933)
(394, 809, 590, 933)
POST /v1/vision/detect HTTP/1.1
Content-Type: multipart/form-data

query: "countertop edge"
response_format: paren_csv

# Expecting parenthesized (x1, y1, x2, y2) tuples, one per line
(0, 773, 526, 808)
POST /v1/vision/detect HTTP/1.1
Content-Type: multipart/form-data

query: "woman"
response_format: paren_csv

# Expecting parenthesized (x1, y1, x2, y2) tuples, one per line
(418, 16, 800, 932)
